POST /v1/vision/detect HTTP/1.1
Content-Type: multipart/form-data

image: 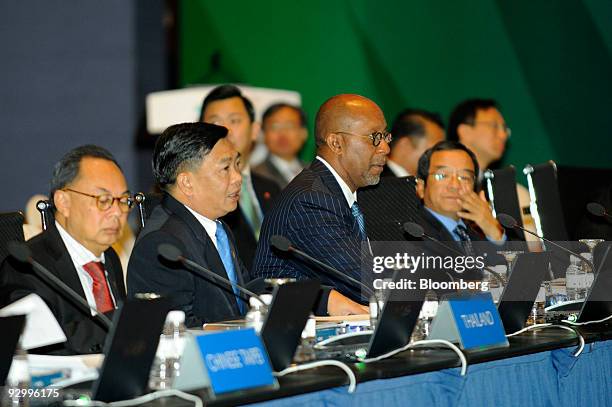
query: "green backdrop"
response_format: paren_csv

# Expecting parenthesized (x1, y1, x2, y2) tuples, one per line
(179, 0, 612, 174)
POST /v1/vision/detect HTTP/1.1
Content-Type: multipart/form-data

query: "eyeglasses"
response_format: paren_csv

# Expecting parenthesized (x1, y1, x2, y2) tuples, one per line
(63, 189, 134, 212)
(428, 168, 475, 185)
(334, 130, 393, 147)
(469, 121, 512, 138)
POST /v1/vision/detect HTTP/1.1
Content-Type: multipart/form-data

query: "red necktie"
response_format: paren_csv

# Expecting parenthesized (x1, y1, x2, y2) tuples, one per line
(82, 261, 114, 314)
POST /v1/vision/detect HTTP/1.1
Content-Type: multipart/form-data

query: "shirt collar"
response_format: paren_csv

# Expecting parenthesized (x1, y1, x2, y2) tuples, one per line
(316, 156, 357, 207)
(387, 160, 411, 177)
(184, 204, 218, 246)
(269, 154, 302, 180)
(424, 207, 466, 237)
(55, 221, 104, 266)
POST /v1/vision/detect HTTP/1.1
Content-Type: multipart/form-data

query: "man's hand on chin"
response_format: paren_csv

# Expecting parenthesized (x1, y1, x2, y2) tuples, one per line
(327, 289, 369, 316)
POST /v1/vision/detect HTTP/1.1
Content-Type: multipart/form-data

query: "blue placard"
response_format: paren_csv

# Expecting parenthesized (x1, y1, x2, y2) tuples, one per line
(448, 292, 508, 350)
(195, 328, 276, 395)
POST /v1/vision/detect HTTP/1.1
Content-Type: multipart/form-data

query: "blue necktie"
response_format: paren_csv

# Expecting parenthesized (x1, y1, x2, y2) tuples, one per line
(351, 202, 367, 241)
(215, 221, 245, 314)
(453, 224, 474, 256)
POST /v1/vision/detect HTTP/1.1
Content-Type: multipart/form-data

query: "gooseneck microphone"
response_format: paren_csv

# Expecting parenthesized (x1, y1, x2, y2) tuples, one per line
(402, 222, 506, 286)
(270, 235, 375, 298)
(7, 241, 112, 330)
(157, 243, 266, 307)
(496, 213, 595, 272)
(586, 202, 612, 222)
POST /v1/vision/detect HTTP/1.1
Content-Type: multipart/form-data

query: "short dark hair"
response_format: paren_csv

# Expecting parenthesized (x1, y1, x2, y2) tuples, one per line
(261, 103, 307, 129)
(50, 145, 121, 207)
(417, 140, 480, 189)
(199, 84, 255, 123)
(390, 108, 444, 148)
(153, 122, 228, 191)
(447, 98, 499, 142)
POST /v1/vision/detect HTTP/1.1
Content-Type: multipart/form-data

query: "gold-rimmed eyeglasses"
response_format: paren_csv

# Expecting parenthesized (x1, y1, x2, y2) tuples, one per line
(334, 130, 392, 147)
(63, 189, 134, 212)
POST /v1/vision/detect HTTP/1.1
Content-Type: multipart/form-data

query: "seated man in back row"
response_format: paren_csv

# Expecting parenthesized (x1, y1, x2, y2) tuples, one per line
(0, 145, 130, 354)
(253, 94, 392, 314)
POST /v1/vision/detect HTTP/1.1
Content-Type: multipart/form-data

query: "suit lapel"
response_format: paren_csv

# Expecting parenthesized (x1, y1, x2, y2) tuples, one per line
(42, 226, 88, 301)
(309, 159, 360, 234)
(163, 193, 241, 314)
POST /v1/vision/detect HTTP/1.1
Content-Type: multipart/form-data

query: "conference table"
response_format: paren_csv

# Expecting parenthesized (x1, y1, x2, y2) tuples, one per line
(153, 324, 612, 406)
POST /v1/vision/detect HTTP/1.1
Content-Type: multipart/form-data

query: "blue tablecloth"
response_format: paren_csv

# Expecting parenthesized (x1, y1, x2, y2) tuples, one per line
(250, 340, 612, 407)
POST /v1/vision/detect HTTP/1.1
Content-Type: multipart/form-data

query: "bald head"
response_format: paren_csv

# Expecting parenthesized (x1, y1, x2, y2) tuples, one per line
(313, 94, 389, 192)
(315, 94, 385, 149)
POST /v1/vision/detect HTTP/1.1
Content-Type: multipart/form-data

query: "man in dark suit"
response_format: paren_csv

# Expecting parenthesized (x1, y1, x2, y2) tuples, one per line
(128, 122, 248, 327)
(0, 145, 130, 354)
(253, 94, 391, 315)
(200, 85, 280, 272)
(414, 141, 506, 280)
(254, 103, 307, 188)
(416, 141, 505, 241)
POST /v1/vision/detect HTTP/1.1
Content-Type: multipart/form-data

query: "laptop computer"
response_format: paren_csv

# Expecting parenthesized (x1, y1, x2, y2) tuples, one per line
(0, 315, 26, 386)
(259, 279, 321, 371)
(497, 252, 550, 334)
(577, 244, 612, 323)
(315, 273, 426, 361)
(64, 297, 171, 402)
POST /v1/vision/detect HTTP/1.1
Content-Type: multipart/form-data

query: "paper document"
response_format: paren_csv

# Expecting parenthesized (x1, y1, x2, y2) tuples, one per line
(0, 294, 66, 349)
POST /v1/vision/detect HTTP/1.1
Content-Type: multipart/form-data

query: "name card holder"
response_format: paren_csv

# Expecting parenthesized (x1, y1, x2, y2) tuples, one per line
(428, 291, 509, 351)
(173, 328, 278, 398)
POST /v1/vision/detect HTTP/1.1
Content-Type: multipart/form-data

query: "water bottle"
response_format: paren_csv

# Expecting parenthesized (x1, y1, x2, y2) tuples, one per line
(149, 310, 187, 390)
(4, 346, 30, 406)
(245, 294, 273, 333)
(566, 255, 588, 301)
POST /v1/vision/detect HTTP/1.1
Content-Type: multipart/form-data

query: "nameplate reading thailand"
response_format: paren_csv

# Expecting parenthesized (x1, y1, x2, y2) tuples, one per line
(196, 329, 276, 395)
(429, 292, 508, 351)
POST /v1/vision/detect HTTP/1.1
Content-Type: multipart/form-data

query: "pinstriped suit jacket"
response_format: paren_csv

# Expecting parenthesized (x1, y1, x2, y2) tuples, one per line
(252, 159, 371, 303)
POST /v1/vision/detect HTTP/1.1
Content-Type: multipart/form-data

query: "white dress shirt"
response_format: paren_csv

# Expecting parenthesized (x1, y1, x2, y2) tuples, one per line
(386, 160, 411, 177)
(55, 221, 116, 314)
(184, 205, 219, 250)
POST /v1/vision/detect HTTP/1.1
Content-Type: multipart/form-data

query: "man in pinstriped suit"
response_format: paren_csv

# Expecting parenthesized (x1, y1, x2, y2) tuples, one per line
(253, 94, 391, 315)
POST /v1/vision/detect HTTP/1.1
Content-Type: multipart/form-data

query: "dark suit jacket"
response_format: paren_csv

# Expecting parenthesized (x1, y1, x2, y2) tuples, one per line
(221, 171, 280, 272)
(415, 206, 507, 281)
(0, 226, 125, 355)
(253, 155, 304, 189)
(127, 193, 249, 327)
(253, 159, 371, 303)
(380, 164, 396, 178)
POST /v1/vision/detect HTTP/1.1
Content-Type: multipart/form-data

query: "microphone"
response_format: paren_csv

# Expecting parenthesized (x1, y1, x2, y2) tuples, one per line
(7, 241, 112, 330)
(586, 202, 612, 222)
(497, 213, 594, 272)
(402, 222, 506, 286)
(157, 243, 266, 308)
(270, 235, 377, 313)
(270, 235, 374, 297)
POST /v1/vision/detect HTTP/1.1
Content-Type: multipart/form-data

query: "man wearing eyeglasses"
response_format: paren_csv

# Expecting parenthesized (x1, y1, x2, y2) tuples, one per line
(447, 98, 535, 242)
(0, 145, 130, 354)
(416, 140, 505, 243)
(253, 94, 391, 315)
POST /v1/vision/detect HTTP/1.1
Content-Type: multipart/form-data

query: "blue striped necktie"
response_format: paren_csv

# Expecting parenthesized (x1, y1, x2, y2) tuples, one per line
(215, 221, 245, 314)
(351, 202, 367, 241)
(453, 224, 474, 256)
